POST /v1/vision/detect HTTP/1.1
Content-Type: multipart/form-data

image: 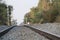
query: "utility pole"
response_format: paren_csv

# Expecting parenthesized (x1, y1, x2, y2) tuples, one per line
(26, 17, 27, 24)
(7, 6, 10, 26)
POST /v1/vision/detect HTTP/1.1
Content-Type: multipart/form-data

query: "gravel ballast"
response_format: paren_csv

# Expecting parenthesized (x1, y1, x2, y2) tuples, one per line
(0, 26, 49, 40)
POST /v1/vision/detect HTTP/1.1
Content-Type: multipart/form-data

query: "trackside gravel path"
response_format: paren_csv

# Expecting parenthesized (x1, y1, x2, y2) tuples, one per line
(0, 26, 49, 40)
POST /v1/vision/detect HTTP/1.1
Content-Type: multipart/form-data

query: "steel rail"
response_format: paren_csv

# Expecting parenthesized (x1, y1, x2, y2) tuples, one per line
(24, 25, 60, 40)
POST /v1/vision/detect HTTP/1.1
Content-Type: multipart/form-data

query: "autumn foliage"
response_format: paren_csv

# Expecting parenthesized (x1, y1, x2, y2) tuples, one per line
(24, 0, 60, 24)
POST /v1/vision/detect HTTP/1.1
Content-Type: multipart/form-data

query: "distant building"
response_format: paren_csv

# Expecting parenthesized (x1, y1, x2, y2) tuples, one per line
(11, 20, 17, 25)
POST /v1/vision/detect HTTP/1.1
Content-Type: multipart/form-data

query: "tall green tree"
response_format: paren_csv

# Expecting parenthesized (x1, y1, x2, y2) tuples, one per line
(0, 0, 13, 25)
(0, 3, 7, 25)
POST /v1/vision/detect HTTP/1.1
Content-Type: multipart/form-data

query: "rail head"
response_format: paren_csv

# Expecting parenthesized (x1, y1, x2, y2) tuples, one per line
(24, 25, 60, 40)
(0, 25, 16, 37)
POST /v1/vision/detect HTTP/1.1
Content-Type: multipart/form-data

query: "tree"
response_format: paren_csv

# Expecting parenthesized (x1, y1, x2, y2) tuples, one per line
(0, 3, 7, 25)
(24, 0, 60, 24)
(0, 0, 13, 25)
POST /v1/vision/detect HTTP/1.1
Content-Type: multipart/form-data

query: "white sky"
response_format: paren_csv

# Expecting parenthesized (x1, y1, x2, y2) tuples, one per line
(5, 0, 39, 24)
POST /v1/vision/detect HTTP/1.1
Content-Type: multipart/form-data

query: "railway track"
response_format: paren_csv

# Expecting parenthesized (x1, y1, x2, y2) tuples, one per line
(0, 25, 16, 37)
(0, 24, 60, 40)
(24, 25, 60, 40)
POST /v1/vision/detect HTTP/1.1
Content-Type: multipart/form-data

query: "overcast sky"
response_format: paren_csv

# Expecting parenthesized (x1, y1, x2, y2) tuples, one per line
(5, 0, 39, 24)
